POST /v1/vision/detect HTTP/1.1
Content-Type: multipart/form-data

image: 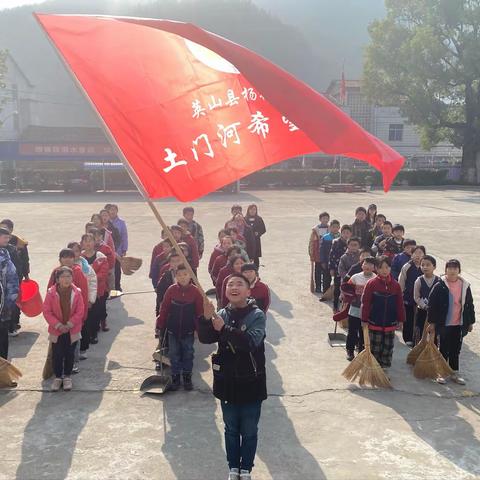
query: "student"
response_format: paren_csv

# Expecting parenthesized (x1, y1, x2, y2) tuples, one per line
(200, 275, 267, 480)
(384, 224, 405, 259)
(67, 241, 97, 371)
(346, 257, 377, 361)
(398, 245, 426, 345)
(0, 225, 21, 337)
(107, 204, 128, 291)
(150, 239, 173, 288)
(308, 211, 330, 293)
(318, 219, 341, 299)
(369, 214, 386, 245)
(90, 228, 115, 304)
(183, 207, 205, 260)
(0, 219, 29, 336)
(217, 254, 245, 305)
(329, 225, 352, 311)
(47, 249, 89, 325)
(391, 239, 417, 280)
(225, 227, 249, 260)
(343, 248, 374, 282)
(43, 266, 85, 392)
(361, 256, 405, 371)
(100, 208, 121, 251)
(156, 264, 204, 391)
(80, 233, 109, 349)
(224, 204, 243, 229)
(241, 263, 270, 314)
(413, 255, 440, 345)
(208, 232, 231, 281)
(372, 221, 393, 256)
(428, 259, 475, 385)
(227, 214, 256, 261)
(155, 252, 184, 315)
(0, 227, 19, 364)
(173, 223, 200, 275)
(91, 214, 115, 254)
(212, 245, 242, 285)
(150, 229, 167, 274)
(338, 237, 361, 281)
(67, 241, 97, 306)
(351, 207, 371, 248)
(245, 204, 266, 269)
(366, 204, 377, 226)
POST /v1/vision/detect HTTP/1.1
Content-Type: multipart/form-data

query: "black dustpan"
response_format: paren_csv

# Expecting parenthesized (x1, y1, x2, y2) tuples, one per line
(140, 336, 171, 394)
(140, 374, 171, 394)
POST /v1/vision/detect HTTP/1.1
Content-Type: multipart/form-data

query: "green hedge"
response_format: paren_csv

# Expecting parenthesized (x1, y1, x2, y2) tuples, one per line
(242, 168, 449, 188)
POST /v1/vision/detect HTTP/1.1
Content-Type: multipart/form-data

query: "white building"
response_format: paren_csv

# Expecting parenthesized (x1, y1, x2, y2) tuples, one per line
(324, 79, 461, 168)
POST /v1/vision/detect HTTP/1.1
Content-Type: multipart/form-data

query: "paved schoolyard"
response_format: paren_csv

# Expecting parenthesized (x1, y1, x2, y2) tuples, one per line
(1, 187, 480, 480)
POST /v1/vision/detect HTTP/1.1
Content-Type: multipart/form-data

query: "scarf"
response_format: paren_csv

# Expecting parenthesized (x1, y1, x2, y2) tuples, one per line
(58, 285, 72, 325)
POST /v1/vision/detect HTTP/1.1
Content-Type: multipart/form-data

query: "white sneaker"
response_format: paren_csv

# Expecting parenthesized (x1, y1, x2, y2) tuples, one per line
(63, 377, 73, 391)
(51, 378, 62, 392)
(228, 468, 240, 480)
(436, 376, 447, 385)
(240, 470, 251, 480)
(8, 330, 18, 337)
(451, 374, 466, 385)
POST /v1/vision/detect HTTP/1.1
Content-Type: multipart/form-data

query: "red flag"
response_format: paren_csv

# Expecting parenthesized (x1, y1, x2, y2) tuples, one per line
(35, 14, 404, 200)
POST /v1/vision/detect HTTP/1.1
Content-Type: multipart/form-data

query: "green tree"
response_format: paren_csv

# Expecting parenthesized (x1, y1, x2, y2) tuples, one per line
(364, 0, 480, 182)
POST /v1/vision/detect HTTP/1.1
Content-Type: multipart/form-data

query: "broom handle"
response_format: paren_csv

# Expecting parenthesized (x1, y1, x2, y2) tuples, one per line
(363, 324, 370, 350)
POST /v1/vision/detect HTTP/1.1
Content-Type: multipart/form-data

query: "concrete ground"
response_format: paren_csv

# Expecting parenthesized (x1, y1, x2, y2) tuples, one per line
(1, 187, 480, 480)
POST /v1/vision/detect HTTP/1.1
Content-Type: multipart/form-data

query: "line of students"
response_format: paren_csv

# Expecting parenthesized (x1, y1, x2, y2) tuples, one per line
(310, 204, 476, 385)
(42, 204, 127, 392)
(150, 204, 268, 480)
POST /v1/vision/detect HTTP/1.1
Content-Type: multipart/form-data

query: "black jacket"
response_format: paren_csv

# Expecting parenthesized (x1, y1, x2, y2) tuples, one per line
(428, 277, 475, 336)
(246, 215, 266, 258)
(9, 235, 29, 280)
(198, 301, 267, 404)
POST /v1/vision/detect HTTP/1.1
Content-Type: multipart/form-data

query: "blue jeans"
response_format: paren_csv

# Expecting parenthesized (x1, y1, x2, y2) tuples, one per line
(221, 400, 262, 472)
(168, 332, 194, 375)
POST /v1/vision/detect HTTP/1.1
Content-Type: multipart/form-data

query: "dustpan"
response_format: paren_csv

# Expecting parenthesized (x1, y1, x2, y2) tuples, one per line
(328, 306, 348, 347)
(328, 320, 347, 347)
(140, 335, 171, 394)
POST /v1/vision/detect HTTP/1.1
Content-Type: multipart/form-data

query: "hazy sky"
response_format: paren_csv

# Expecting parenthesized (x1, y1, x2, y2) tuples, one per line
(0, 0, 45, 8)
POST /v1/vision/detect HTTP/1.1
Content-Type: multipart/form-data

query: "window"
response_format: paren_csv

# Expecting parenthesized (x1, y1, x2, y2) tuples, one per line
(389, 124, 404, 142)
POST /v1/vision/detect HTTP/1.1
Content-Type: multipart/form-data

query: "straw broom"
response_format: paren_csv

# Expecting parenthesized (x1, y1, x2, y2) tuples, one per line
(413, 332, 454, 379)
(406, 321, 429, 365)
(0, 356, 23, 387)
(42, 343, 54, 380)
(343, 325, 392, 388)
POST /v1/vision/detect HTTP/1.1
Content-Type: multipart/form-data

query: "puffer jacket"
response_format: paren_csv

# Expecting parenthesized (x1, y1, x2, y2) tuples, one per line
(43, 284, 85, 343)
(0, 248, 19, 323)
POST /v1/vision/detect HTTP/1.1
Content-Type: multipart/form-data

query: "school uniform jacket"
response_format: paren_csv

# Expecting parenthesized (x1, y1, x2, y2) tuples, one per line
(308, 224, 329, 263)
(361, 274, 405, 332)
(82, 251, 109, 297)
(328, 237, 348, 274)
(156, 283, 203, 335)
(427, 276, 476, 336)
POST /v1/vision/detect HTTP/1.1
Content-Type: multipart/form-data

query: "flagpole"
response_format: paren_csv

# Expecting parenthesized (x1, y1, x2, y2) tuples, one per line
(36, 16, 208, 299)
